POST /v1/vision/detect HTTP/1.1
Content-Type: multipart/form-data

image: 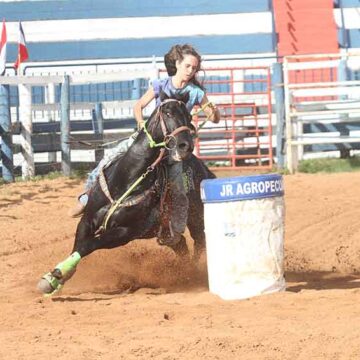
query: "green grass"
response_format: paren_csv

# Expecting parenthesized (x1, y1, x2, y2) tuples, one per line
(298, 156, 360, 173)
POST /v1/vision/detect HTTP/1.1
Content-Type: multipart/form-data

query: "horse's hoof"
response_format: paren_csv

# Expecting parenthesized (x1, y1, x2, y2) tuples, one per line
(37, 272, 62, 295)
(157, 232, 182, 247)
(37, 278, 55, 294)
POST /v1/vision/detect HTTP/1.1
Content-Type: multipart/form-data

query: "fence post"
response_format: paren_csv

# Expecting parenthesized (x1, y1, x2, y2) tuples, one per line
(132, 78, 141, 100)
(151, 55, 159, 80)
(93, 102, 104, 163)
(272, 62, 285, 169)
(338, 57, 351, 158)
(283, 59, 295, 173)
(60, 75, 71, 176)
(0, 84, 14, 182)
(19, 83, 34, 179)
(45, 82, 57, 164)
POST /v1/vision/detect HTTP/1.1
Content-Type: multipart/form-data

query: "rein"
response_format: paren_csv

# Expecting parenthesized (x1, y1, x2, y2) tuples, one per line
(191, 101, 217, 135)
(99, 99, 192, 232)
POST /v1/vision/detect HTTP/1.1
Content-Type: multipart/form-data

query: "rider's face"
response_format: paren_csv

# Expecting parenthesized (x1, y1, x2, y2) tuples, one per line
(175, 54, 199, 83)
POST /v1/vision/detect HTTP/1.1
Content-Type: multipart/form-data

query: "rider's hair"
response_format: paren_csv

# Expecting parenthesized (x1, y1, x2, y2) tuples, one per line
(164, 44, 204, 90)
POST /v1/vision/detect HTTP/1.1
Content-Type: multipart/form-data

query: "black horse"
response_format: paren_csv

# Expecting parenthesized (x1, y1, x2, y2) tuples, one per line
(38, 97, 215, 295)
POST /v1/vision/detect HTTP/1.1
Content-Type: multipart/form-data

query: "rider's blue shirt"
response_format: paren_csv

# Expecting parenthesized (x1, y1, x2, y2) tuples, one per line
(152, 77, 205, 112)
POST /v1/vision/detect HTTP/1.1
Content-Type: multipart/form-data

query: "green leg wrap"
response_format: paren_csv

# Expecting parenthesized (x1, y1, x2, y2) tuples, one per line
(55, 251, 81, 278)
(38, 252, 82, 297)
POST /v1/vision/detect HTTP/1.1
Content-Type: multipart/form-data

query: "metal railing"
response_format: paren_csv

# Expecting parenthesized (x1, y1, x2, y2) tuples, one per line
(189, 66, 274, 169)
(283, 52, 360, 173)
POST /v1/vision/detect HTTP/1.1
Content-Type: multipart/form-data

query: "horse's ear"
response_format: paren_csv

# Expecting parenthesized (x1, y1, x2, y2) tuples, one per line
(174, 92, 189, 104)
(159, 90, 170, 102)
(159, 90, 189, 105)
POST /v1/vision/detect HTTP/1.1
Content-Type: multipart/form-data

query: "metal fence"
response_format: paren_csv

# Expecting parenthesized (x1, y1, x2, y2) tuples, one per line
(0, 63, 276, 181)
(6, 52, 360, 179)
(191, 67, 273, 169)
(283, 52, 360, 173)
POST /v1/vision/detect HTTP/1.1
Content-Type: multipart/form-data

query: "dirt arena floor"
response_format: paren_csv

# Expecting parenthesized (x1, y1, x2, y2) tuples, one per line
(1, 171, 360, 359)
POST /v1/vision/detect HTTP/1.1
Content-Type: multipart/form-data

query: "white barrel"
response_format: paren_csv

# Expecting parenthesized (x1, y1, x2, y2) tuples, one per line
(200, 173, 286, 300)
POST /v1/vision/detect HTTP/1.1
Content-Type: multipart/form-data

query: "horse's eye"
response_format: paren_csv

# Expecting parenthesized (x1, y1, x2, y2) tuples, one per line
(165, 111, 172, 117)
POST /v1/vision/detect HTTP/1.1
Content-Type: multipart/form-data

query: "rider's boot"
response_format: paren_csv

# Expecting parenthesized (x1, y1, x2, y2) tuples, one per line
(157, 222, 182, 246)
(68, 193, 88, 218)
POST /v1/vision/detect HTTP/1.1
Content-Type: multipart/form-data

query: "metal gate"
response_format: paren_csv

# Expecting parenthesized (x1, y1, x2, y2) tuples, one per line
(192, 66, 273, 170)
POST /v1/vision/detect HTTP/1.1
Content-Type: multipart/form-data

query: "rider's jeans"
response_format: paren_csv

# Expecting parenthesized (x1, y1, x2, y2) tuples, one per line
(85, 132, 138, 191)
(167, 161, 189, 235)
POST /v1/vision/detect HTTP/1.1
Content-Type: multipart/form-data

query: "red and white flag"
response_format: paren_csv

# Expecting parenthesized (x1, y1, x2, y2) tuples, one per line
(14, 21, 29, 71)
(0, 20, 7, 75)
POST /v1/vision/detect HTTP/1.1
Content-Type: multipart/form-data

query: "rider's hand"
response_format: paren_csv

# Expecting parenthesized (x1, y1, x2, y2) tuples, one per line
(137, 120, 145, 130)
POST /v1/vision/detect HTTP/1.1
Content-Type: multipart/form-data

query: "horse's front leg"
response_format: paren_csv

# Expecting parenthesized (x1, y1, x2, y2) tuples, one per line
(37, 217, 135, 295)
(74, 224, 136, 255)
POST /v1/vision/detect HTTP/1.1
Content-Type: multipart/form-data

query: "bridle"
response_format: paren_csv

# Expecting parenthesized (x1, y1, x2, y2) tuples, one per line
(143, 99, 194, 150)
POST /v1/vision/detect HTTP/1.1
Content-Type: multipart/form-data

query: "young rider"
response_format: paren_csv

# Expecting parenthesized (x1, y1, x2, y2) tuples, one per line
(69, 44, 220, 245)
(133, 44, 220, 245)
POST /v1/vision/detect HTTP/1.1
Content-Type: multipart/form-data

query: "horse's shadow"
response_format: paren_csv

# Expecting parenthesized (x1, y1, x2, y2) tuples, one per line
(51, 295, 119, 303)
(285, 271, 360, 292)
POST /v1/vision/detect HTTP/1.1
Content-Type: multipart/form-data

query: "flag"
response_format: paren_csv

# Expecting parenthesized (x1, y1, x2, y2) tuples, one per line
(0, 20, 7, 75)
(14, 21, 29, 70)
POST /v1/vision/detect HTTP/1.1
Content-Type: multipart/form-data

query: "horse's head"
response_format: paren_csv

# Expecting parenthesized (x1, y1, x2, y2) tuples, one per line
(145, 92, 195, 162)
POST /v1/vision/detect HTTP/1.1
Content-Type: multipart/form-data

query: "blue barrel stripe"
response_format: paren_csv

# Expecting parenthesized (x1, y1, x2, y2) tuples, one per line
(201, 174, 284, 203)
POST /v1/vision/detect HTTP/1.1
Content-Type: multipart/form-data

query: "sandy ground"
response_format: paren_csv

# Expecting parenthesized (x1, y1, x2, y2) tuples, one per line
(1, 171, 360, 359)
